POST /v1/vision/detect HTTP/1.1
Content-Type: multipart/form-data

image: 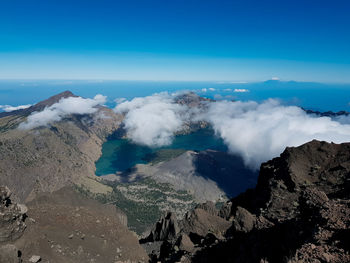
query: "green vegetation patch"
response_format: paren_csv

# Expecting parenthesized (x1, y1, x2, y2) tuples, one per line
(75, 177, 196, 235)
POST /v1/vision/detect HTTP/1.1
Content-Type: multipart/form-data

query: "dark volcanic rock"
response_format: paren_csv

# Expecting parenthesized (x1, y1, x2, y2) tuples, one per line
(229, 206, 256, 233)
(195, 201, 218, 217)
(174, 92, 213, 108)
(143, 212, 180, 242)
(176, 234, 195, 252)
(303, 108, 349, 117)
(145, 140, 350, 263)
(180, 208, 231, 241)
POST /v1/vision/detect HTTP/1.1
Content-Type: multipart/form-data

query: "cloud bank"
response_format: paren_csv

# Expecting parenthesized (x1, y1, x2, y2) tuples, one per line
(114, 93, 190, 147)
(18, 95, 107, 130)
(205, 99, 350, 168)
(0, 104, 32, 112)
(234, 88, 249, 93)
(116, 93, 350, 169)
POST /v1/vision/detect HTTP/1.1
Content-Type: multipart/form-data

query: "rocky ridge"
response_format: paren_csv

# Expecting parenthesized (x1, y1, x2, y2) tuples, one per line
(144, 140, 350, 263)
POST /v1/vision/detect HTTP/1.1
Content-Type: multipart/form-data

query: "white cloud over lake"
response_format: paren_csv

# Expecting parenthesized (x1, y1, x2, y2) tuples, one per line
(17, 91, 350, 170)
(115, 93, 350, 169)
(114, 93, 190, 147)
(205, 99, 350, 169)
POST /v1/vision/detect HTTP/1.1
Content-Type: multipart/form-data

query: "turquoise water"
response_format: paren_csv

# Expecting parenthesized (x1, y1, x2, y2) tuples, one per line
(95, 128, 227, 176)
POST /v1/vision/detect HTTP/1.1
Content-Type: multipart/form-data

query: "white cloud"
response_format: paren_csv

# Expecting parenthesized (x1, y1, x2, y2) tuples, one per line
(334, 114, 350, 125)
(204, 99, 350, 169)
(114, 98, 127, 104)
(0, 104, 32, 112)
(213, 94, 223, 100)
(224, 88, 232, 92)
(209, 88, 216, 91)
(115, 92, 350, 170)
(201, 88, 207, 92)
(18, 95, 107, 130)
(93, 94, 107, 105)
(234, 89, 249, 93)
(271, 77, 280, 80)
(114, 93, 190, 147)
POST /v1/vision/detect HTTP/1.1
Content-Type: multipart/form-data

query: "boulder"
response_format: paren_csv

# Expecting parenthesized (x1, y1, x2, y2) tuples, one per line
(176, 234, 195, 252)
(231, 206, 256, 233)
(28, 255, 41, 263)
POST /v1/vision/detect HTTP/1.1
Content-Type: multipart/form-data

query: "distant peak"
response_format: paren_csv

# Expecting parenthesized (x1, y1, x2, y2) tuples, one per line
(33, 90, 77, 109)
(58, 90, 75, 97)
(49, 90, 76, 101)
(264, 79, 281, 83)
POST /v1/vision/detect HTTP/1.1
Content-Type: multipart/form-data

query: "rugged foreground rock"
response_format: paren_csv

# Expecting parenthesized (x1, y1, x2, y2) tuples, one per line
(0, 186, 27, 263)
(0, 186, 148, 263)
(144, 140, 350, 263)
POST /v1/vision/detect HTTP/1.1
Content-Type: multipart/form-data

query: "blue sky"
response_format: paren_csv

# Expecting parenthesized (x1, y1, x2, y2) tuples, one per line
(0, 0, 349, 82)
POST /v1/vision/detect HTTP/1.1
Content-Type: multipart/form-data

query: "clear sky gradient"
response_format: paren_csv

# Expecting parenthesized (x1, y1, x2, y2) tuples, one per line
(0, 0, 349, 82)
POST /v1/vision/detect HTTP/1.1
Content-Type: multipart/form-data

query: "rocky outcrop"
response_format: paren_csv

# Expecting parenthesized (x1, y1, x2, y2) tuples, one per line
(180, 208, 231, 240)
(0, 186, 26, 243)
(145, 140, 350, 262)
(144, 212, 180, 242)
(0, 186, 26, 263)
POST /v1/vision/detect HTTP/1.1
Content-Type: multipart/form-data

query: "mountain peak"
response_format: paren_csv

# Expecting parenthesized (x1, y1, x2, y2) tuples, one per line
(32, 90, 77, 110)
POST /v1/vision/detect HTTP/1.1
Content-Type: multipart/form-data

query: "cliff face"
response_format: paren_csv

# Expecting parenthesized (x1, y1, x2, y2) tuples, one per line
(0, 91, 123, 202)
(145, 140, 350, 263)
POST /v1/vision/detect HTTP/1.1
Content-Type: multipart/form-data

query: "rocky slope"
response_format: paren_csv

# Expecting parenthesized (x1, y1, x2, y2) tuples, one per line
(0, 91, 123, 202)
(0, 186, 27, 263)
(0, 185, 148, 263)
(144, 140, 350, 263)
